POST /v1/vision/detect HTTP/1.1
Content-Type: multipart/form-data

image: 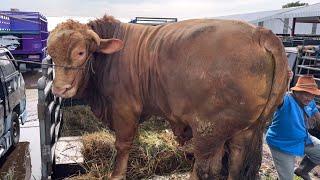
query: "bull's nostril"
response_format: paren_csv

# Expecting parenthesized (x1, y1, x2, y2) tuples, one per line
(63, 84, 72, 90)
(52, 84, 72, 96)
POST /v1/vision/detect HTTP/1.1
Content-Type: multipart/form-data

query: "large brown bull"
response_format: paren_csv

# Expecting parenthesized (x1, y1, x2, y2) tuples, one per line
(47, 16, 288, 179)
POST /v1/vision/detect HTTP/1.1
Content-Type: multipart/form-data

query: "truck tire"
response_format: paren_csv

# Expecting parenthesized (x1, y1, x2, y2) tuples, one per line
(11, 112, 20, 147)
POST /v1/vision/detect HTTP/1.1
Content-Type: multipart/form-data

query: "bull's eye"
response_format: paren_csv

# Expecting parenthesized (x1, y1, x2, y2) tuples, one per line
(72, 46, 86, 60)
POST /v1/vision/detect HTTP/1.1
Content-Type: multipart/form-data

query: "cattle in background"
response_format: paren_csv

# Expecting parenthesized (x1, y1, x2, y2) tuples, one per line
(47, 16, 288, 179)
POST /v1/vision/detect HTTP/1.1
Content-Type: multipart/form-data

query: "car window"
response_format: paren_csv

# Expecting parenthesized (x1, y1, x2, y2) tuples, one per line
(0, 54, 5, 98)
(0, 54, 17, 78)
(0, 54, 8, 60)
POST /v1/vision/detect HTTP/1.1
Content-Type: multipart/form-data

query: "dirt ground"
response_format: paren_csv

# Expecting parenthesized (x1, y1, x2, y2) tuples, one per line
(148, 143, 320, 180)
(260, 144, 320, 180)
(22, 71, 320, 180)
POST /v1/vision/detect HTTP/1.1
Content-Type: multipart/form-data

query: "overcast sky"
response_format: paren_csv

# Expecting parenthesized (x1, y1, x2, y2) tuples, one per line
(2, 0, 320, 21)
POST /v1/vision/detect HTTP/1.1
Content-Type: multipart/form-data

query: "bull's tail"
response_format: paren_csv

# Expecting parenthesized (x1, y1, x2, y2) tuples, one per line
(256, 27, 288, 123)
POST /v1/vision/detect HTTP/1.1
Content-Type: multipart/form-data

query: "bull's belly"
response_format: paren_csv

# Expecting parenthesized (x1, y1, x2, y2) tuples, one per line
(157, 47, 273, 134)
(174, 98, 266, 139)
(161, 76, 271, 138)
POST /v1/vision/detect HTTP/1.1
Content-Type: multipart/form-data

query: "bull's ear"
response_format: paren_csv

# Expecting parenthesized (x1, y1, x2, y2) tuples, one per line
(98, 38, 124, 54)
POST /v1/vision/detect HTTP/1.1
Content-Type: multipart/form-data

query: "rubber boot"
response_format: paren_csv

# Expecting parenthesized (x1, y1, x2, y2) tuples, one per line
(294, 156, 317, 180)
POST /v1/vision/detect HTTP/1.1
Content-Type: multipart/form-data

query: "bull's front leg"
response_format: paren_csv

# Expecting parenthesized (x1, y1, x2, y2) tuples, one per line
(110, 109, 140, 180)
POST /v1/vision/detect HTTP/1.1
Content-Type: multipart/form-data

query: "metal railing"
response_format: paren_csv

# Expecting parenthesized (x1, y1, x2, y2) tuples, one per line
(294, 46, 320, 106)
(129, 17, 178, 26)
(38, 56, 63, 179)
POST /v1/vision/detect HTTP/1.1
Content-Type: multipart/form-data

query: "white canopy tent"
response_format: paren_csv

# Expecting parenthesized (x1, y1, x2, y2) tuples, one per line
(215, 3, 320, 36)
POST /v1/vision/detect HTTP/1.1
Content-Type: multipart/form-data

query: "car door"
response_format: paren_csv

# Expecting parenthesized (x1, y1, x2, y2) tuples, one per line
(0, 81, 5, 137)
(0, 54, 7, 137)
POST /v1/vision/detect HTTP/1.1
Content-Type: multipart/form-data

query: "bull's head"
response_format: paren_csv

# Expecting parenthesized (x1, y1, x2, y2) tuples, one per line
(47, 20, 123, 98)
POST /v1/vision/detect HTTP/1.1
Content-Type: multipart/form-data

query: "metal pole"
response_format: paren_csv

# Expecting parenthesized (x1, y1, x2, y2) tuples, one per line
(291, 18, 296, 36)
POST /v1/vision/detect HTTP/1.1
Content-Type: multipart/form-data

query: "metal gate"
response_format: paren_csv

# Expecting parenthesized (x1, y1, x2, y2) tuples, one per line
(294, 45, 320, 105)
(37, 56, 63, 179)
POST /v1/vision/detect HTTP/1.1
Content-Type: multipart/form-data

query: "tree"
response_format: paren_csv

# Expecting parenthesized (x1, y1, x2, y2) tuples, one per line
(282, 1, 308, 8)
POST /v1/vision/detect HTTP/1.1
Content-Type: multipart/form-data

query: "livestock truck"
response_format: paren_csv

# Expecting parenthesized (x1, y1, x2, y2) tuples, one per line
(0, 10, 48, 69)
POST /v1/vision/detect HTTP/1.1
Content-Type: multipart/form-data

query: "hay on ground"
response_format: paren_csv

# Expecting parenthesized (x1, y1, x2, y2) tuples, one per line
(62, 106, 192, 179)
(61, 105, 104, 136)
(78, 126, 192, 179)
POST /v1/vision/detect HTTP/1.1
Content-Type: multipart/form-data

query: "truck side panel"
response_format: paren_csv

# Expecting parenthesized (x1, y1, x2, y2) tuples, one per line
(0, 11, 48, 64)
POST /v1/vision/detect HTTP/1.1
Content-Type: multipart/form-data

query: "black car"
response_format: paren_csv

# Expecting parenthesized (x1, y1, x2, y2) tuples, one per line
(0, 47, 26, 157)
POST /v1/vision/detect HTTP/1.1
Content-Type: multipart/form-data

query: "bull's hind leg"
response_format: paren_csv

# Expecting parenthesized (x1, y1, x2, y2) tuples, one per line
(110, 110, 140, 180)
(189, 134, 226, 180)
(227, 125, 263, 180)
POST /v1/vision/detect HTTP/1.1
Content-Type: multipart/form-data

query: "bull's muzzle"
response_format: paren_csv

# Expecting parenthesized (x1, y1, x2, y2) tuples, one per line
(52, 84, 72, 97)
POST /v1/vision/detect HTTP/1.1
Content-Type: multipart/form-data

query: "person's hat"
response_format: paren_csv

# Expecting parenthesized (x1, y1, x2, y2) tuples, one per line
(291, 75, 320, 95)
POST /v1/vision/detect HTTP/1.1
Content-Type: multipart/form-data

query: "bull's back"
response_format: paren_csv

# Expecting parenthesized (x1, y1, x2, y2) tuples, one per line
(149, 19, 285, 126)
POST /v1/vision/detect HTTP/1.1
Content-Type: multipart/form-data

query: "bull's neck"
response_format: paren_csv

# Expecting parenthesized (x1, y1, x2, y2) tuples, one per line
(118, 23, 163, 109)
(88, 20, 164, 115)
(85, 17, 170, 117)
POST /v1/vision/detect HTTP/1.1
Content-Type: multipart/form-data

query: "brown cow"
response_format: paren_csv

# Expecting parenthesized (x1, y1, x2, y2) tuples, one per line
(47, 16, 288, 179)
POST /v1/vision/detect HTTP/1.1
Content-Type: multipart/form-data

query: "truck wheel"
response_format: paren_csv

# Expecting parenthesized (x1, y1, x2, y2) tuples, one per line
(11, 112, 20, 147)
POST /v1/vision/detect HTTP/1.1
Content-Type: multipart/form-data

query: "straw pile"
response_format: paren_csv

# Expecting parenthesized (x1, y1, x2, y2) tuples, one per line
(61, 105, 105, 136)
(62, 106, 192, 179)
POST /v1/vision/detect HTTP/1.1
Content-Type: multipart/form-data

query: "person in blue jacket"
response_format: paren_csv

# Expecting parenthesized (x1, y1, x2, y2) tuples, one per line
(266, 75, 320, 180)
